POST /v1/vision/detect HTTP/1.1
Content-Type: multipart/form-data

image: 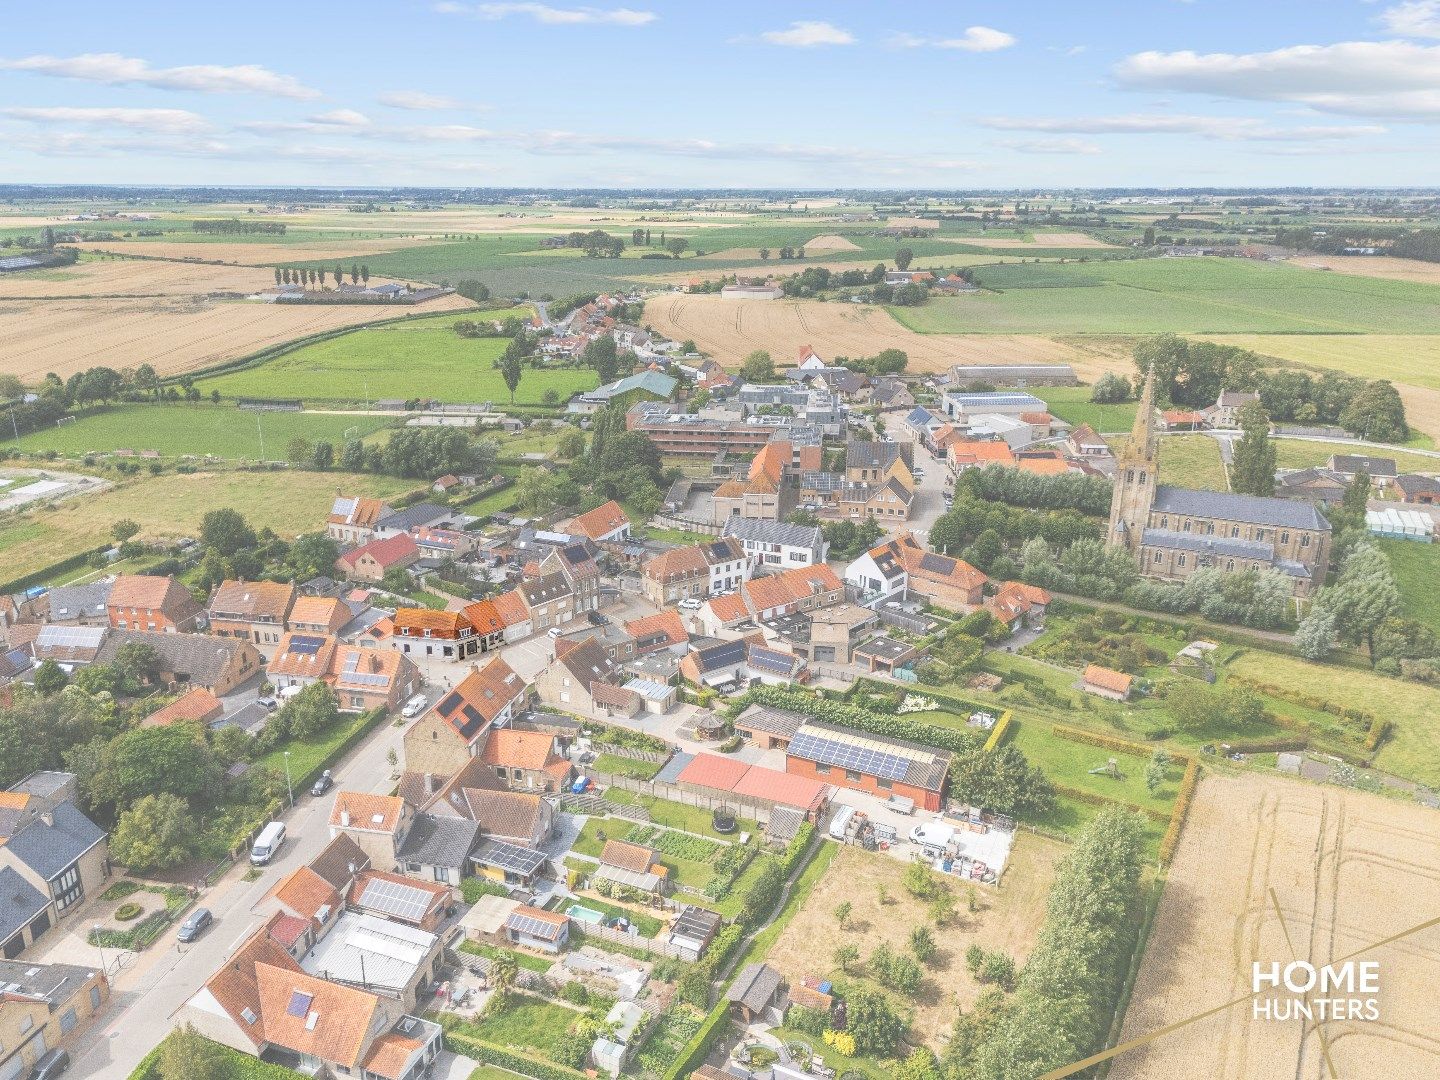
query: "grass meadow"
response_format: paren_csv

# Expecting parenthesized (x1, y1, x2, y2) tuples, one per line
(889, 258, 1440, 336)
(197, 315, 597, 405)
(1380, 538, 1440, 637)
(11, 405, 393, 459)
(1032, 386, 1138, 433)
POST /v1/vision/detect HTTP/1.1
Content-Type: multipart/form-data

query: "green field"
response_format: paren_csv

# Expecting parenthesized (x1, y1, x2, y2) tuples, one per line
(1032, 386, 1137, 433)
(1380, 538, 1440, 636)
(1006, 719, 1180, 814)
(1156, 435, 1228, 491)
(1273, 439, 1440, 475)
(888, 258, 1440, 336)
(12, 405, 392, 459)
(197, 317, 597, 405)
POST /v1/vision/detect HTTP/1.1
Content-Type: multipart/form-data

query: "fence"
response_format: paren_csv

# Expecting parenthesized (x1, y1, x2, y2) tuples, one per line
(592, 742, 670, 764)
(648, 512, 721, 536)
(585, 770, 775, 824)
(573, 920, 689, 959)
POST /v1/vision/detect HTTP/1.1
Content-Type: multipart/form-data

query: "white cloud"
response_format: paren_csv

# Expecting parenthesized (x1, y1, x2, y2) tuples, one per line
(377, 90, 463, 110)
(436, 3, 655, 25)
(1381, 1, 1440, 38)
(1114, 41, 1440, 119)
(978, 113, 1386, 140)
(0, 52, 318, 99)
(995, 136, 1102, 155)
(311, 109, 371, 127)
(2, 106, 211, 134)
(758, 21, 855, 47)
(892, 26, 1016, 52)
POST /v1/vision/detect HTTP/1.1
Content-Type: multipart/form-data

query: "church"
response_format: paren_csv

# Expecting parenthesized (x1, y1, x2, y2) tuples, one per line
(1107, 369, 1330, 597)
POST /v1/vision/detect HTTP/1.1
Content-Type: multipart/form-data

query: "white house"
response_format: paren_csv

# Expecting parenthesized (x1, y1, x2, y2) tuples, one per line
(843, 543, 907, 605)
(796, 345, 827, 370)
(721, 519, 828, 569)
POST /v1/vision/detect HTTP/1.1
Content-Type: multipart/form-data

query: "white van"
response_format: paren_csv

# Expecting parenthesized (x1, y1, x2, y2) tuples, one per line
(250, 821, 286, 865)
(828, 804, 857, 841)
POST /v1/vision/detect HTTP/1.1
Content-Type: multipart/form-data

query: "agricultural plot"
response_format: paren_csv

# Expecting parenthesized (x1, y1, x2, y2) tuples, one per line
(1379, 539, 1440, 637)
(1112, 773, 1440, 1080)
(70, 236, 422, 264)
(11, 404, 392, 459)
(1272, 439, 1440, 476)
(0, 257, 276, 298)
(0, 469, 413, 584)
(1196, 333, 1440, 392)
(642, 294, 1117, 376)
(0, 294, 474, 381)
(1032, 386, 1137, 433)
(198, 317, 596, 404)
(890, 259, 1440, 336)
(765, 840, 1062, 1048)
(1289, 255, 1440, 286)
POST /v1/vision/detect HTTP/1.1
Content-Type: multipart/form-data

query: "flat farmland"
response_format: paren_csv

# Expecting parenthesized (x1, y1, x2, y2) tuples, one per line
(0, 258, 275, 298)
(11, 404, 393, 458)
(0, 294, 475, 382)
(764, 839, 1062, 1048)
(890, 259, 1440, 336)
(944, 230, 1117, 249)
(1196, 334, 1440, 391)
(1289, 255, 1440, 286)
(198, 316, 595, 404)
(0, 469, 415, 583)
(1111, 773, 1440, 1080)
(1272, 438, 1440, 476)
(642, 293, 1120, 375)
(70, 236, 425, 264)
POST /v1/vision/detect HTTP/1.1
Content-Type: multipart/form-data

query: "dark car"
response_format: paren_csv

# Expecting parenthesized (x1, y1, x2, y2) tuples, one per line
(176, 907, 213, 943)
(310, 770, 334, 797)
(31, 1048, 70, 1080)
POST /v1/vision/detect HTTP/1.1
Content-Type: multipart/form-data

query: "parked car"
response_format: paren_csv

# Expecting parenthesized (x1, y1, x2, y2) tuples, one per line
(257, 696, 278, 711)
(311, 770, 334, 797)
(31, 1049, 70, 1080)
(401, 694, 428, 718)
(678, 598, 702, 610)
(547, 626, 565, 639)
(177, 907, 213, 943)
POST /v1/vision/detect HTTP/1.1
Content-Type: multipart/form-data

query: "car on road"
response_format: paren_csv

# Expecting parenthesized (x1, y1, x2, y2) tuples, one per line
(678, 598, 702, 610)
(311, 770, 334, 797)
(257, 696, 278, 711)
(177, 907, 213, 943)
(547, 626, 565, 638)
(401, 694, 428, 718)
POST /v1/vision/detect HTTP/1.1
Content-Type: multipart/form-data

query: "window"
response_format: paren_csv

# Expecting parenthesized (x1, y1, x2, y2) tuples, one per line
(1153, 552, 1162, 563)
(1178, 554, 1187, 567)
(1301, 535, 1311, 547)
(1160, 516, 1168, 528)
(1126, 470, 1134, 483)
(1226, 559, 1234, 571)
(814, 763, 830, 775)
(53, 864, 82, 912)
(1231, 525, 1240, 538)
(877, 777, 893, 790)
(1139, 472, 1147, 485)
(1281, 531, 1290, 544)
(60, 1007, 78, 1035)
(845, 769, 861, 782)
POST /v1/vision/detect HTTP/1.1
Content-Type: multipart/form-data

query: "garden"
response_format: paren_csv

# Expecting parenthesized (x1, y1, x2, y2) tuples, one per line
(90, 880, 193, 951)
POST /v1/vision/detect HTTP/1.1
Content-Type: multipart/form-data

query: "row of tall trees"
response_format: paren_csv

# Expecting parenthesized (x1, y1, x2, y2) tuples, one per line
(274, 263, 370, 288)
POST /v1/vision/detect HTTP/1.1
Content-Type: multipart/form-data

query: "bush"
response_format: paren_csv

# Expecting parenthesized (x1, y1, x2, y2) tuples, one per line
(461, 877, 511, 904)
(115, 902, 143, 922)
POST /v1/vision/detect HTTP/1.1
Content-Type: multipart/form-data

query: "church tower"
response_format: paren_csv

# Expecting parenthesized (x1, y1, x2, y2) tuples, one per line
(1107, 366, 1159, 554)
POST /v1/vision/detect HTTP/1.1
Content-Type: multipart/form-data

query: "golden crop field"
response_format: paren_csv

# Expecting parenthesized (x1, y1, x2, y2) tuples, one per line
(643, 292, 1127, 375)
(69, 237, 425, 265)
(804, 233, 862, 251)
(1289, 255, 1440, 286)
(1111, 773, 1440, 1080)
(0, 258, 276, 298)
(0, 293, 475, 380)
(948, 230, 1118, 249)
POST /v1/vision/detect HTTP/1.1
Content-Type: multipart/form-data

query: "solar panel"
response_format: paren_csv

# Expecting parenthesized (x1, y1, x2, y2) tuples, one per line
(475, 840, 547, 875)
(286, 990, 313, 1018)
(342, 671, 391, 687)
(287, 635, 325, 656)
(506, 911, 563, 939)
(435, 691, 462, 717)
(788, 730, 913, 782)
(37, 625, 106, 648)
(358, 877, 434, 923)
(343, 652, 361, 673)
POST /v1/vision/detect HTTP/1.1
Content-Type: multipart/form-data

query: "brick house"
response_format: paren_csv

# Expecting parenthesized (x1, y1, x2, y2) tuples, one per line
(336, 534, 421, 584)
(481, 729, 573, 793)
(642, 538, 748, 606)
(105, 574, 203, 633)
(208, 579, 297, 647)
(402, 657, 529, 777)
(391, 608, 479, 662)
(531, 638, 626, 717)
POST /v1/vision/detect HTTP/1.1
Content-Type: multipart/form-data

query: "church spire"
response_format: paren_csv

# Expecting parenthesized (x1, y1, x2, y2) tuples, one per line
(1128, 365, 1157, 458)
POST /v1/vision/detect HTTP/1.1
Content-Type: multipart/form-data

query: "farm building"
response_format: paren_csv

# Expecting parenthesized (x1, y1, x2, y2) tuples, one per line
(1366, 507, 1435, 542)
(720, 282, 783, 300)
(1396, 474, 1440, 504)
(672, 753, 831, 820)
(949, 363, 1076, 388)
(1082, 664, 1134, 701)
(784, 721, 952, 813)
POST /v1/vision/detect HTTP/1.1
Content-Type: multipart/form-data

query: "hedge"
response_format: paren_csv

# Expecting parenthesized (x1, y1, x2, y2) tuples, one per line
(1051, 725, 1188, 764)
(982, 711, 1014, 752)
(0, 544, 111, 596)
(1052, 784, 1170, 824)
(442, 1031, 588, 1080)
(1365, 716, 1392, 752)
(735, 685, 981, 756)
(1160, 758, 1201, 865)
(662, 1000, 730, 1080)
(129, 1033, 307, 1079)
(289, 707, 389, 789)
(1227, 674, 1377, 729)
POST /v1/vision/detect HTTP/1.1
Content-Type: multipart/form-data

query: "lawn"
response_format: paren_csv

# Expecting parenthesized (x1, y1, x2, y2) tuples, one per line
(601, 788, 743, 840)
(1004, 719, 1179, 815)
(257, 709, 385, 788)
(1273, 438, 1440, 476)
(1156, 434, 1228, 491)
(592, 753, 664, 780)
(642, 526, 720, 545)
(570, 816, 715, 889)
(0, 468, 414, 586)
(1380, 538, 1440, 636)
(1031, 386, 1137, 434)
(1228, 650, 1440, 785)
(196, 317, 598, 405)
(466, 995, 581, 1057)
(11, 404, 393, 459)
(459, 939, 555, 973)
(888, 257, 1440, 336)
(561, 893, 665, 937)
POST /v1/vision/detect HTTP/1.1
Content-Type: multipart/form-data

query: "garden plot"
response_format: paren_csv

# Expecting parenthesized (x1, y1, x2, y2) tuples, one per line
(1111, 772, 1440, 1080)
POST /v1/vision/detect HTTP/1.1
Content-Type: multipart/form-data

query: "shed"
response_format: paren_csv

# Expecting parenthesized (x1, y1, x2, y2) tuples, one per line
(727, 962, 785, 1024)
(667, 906, 723, 961)
(504, 904, 570, 953)
(459, 893, 520, 942)
(1081, 664, 1134, 701)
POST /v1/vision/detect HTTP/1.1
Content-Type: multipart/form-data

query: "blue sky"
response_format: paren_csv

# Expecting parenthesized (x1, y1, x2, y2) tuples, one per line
(2, 1, 1438, 188)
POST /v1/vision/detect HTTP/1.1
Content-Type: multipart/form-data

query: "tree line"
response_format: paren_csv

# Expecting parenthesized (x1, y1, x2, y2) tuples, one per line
(192, 219, 286, 234)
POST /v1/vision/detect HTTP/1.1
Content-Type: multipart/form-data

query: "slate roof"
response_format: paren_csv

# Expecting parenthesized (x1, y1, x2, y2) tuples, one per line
(734, 703, 808, 739)
(1330, 454, 1398, 478)
(845, 441, 902, 470)
(307, 834, 371, 891)
(1150, 486, 1330, 531)
(376, 503, 450, 532)
(45, 581, 112, 621)
(1396, 473, 1440, 497)
(98, 629, 253, 686)
(728, 962, 783, 1013)
(0, 866, 48, 943)
(1142, 529, 1276, 562)
(3, 801, 106, 880)
(395, 813, 480, 870)
(720, 517, 824, 551)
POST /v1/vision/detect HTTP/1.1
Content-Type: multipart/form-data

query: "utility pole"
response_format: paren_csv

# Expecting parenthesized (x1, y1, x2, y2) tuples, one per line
(255, 412, 266, 462)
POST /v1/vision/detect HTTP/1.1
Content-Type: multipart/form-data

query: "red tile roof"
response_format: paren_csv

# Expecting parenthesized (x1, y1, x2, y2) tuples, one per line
(624, 610, 689, 650)
(742, 564, 842, 613)
(481, 728, 560, 771)
(1084, 664, 1133, 695)
(570, 500, 630, 540)
(674, 753, 751, 791)
(338, 533, 419, 572)
(142, 687, 222, 728)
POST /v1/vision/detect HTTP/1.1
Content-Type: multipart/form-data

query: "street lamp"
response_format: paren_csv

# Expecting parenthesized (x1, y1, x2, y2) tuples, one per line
(93, 925, 107, 974)
(282, 751, 294, 806)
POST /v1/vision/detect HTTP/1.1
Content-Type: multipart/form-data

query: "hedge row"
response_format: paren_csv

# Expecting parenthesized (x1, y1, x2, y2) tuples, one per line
(1365, 716, 1392, 752)
(1227, 674, 1377, 727)
(442, 1031, 588, 1080)
(777, 822, 815, 877)
(1051, 724, 1189, 764)
(1052, 784, 1170, 824)
(982, 711, 1013, 752)
(1160, 758, 1201, 865)
(0, 544, 111, 596)
(736, 685, 981, 756)
(289, 707, 388, 789)
(661, 1000, 729, 1080)
(847, 676, 1000, 717)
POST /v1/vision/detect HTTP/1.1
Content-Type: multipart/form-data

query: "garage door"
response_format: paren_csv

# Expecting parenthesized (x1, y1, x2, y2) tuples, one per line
(1, 1053, 25, 1080)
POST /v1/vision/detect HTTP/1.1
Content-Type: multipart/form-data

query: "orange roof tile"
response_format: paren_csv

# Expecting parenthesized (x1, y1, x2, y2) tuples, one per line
(330, 791, 406, 834)
(570, 500, 630, 540)
(255, 963, 379, 1069)
(749, 441, 789, 485)
(289, 595, 348, 629)
(393, 608, 468, 637)
(461, 599, 504, 636)
(209, 580, 296, 620)
(108, 574, 189, 611)
(1016, 456, 1072, 476)
(600, 839, 658, 873)
(1019, 411, 1053, 424)
(482, 728, 560, 771)
(199, 923, 305, 1051)
(624, 610, 688, 649)
(949, 438, 1015, 466)
(644, 544, 708, 583)
(348, 869, 448, 922)
(143, 687, 223, 728)
(270, 865, 341, 922)
(742, 563, 842, 612)
(363, 1031, 426, 1080)
(491, 589, 530, 627)
(706, 593, 750, 624)
(1084, 664, 1133, 695)
(338, 533, 419, 571)
(268, 632, 339, 678)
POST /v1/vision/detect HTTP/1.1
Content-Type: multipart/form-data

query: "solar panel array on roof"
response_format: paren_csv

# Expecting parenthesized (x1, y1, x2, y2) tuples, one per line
(287, 635, 326, 656)
(342, 671, 391, 687)
(36, 625, 107, 648)
(435, 691, 463, 717)
(457, 703, 486, 737)
(286, 989, 313, 1018)
(506, 910, 564, 940)
(474, 839, 547, 876)
(919, 552, 955, 575)
(698, 639, 747, 670)
(357, 876, 435, 923)
(788, 729, 913, 782)
(706, 542, 735, 562)
(748, 647, 796, 675)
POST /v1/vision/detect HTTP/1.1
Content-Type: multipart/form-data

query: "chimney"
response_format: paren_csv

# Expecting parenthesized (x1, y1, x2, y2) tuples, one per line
(340, 810, 351, 827)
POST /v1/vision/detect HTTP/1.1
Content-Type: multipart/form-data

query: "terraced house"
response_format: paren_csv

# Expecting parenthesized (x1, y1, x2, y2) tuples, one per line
(642, 538, 748, 606)
(402, 656, 530, 776)
(207, 579, 296, 647)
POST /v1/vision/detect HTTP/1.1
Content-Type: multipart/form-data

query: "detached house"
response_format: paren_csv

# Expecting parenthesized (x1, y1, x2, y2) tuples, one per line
(336, 534, 421, 584)
(402, 656, 529, 777)
(326, 495, 394, 545)
(532, 638, 627, 717)
(208, 580, 296, 647)
(106, 574, 203, 633)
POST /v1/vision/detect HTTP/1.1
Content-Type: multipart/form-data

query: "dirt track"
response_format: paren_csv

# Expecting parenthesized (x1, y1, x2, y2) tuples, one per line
(1110, 773, 1440, 1080)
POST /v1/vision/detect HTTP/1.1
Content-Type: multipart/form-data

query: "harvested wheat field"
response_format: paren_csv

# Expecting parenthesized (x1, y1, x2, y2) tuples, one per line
(1110, 773, 1440, 1080)
(1290, 256, 1440, 286)
(804, 234, 862, 251)
(766, 839, 1062, 1048)
(69, 237, 425, 265)
(949, 230, 1117, 249)
(0, 293, 474, 380)
(0, 259, 276, 299)
(644, 293, 1120, 375)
